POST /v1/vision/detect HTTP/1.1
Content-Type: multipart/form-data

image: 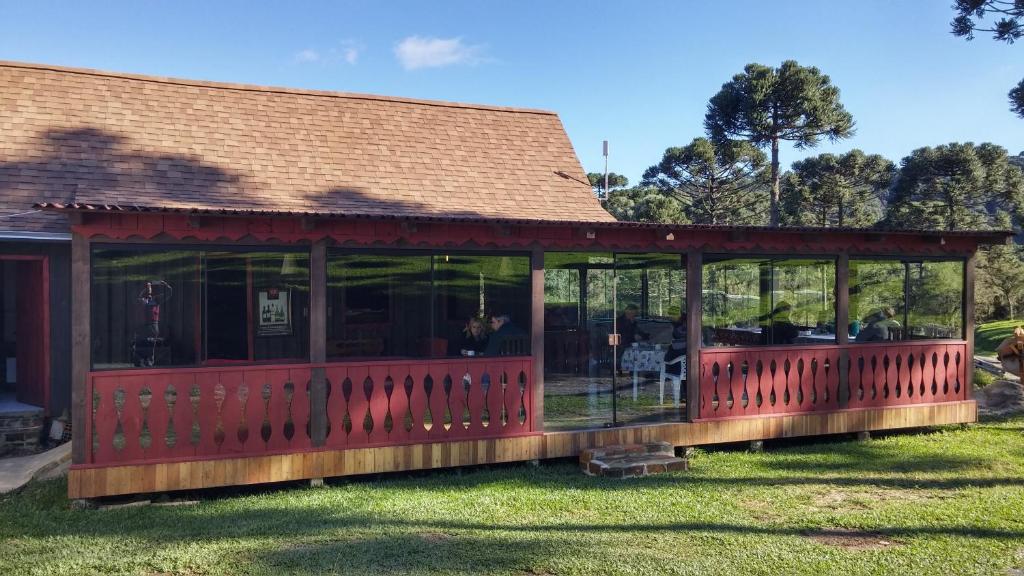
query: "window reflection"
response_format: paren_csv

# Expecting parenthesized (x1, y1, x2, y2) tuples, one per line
(91, 248, 310, 369)
(326, 251, 531, 360)
(850, 259, 963, 341)
(543, 252, 686, 431)
(702, 257, 837, 347)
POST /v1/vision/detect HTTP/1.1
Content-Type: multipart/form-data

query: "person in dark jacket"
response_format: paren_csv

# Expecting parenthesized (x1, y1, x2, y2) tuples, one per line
(483, 313, 528, 356)
(766, 301, 799, 345)
(616, 304, 649, 348)
(855, 307, 901, 343)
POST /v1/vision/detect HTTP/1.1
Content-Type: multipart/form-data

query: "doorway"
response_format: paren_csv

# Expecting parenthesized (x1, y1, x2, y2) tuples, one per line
(0, 257, 49, 413)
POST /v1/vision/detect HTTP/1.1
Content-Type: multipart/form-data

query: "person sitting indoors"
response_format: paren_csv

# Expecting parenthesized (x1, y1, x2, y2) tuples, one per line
(663, 322, 687, 390)
(483, 313, 528, 356)
(616, 304, 650, 348)
(855, 307, 901, 342)
(766, 301, 799, 345)
(454, 316, 489, 357)
(671, 312, 688, 342)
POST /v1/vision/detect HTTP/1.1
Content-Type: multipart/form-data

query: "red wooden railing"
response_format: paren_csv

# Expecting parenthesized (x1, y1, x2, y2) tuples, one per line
(322, 357, 533, 449)
(844, 341, 967, 410)
(696, 341, 968, 421)
(84, 357, 533, 466)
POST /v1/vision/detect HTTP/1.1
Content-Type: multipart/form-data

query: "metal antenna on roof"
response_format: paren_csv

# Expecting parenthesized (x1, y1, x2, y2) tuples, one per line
(602, 140, 609, 200)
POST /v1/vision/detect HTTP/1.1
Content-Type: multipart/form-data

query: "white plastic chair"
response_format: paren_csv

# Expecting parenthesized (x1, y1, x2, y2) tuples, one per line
(659, 355, 687, 407)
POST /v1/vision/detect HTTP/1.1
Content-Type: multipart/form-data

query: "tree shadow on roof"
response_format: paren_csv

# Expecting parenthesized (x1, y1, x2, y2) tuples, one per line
(0, 127, 253, 233)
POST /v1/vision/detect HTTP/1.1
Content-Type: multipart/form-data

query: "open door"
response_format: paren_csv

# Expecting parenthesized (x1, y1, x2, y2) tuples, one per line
(14, 259, 49, 411)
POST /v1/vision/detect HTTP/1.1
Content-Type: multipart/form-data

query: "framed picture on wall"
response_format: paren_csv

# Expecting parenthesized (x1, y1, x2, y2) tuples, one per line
(257, 288, 292, 336)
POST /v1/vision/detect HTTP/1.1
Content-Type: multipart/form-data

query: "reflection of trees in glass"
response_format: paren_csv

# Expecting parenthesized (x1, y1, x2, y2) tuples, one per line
(773, 261, 836, 329)
(850, 259, 963, 339)
(702, 260, 760, 327)
(702, 258, 836, 339)
(542, 253, 684, 325)
(850, 260, 905, 324)
(907, 261, 963, 337)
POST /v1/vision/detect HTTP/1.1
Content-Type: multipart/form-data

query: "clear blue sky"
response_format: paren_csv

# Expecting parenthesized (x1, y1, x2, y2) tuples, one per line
(2, 1, 1021, 185)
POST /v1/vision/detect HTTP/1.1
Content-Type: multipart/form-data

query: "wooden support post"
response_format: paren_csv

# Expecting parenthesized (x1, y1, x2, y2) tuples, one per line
(836, 253, 850, 408)
(309, 240, 328, 447)
(686, 249, 702, 422)
(964, 253, 976, 399)
(70, 231, 90, 465)
(531, 247, 545, 431)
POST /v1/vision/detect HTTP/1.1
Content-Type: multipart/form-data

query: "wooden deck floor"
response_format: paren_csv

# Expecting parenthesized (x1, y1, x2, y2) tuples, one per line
(68, 400, 976, 498)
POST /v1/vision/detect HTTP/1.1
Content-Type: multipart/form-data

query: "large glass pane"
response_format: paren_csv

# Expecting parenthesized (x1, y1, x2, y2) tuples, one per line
(702, 257, 836, 346)
(907, 260, 963, 339)
(850, 259, 907, 342)
(702, 258, 767, 346)
(91, 247, 310, 369)
(614, 253, 686, 426)
(434, 253, 531, 357)
(543, 252, 614, 430)
(327, 252, 432, 359)
(205, 251, 310, 362)
(772, 259, 836, 344)
(543, 252, 687, 431)
(92, 248, 201, 369)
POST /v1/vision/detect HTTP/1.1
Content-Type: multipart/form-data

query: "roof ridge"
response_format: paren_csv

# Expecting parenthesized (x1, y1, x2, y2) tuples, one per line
(0, 59, 558, 116)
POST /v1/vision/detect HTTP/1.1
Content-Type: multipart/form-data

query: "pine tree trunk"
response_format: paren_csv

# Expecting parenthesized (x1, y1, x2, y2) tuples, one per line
(770, 138, 780, 227)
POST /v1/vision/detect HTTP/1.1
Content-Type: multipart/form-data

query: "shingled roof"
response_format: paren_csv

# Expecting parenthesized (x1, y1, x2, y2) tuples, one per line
(0, 61, 612, 235)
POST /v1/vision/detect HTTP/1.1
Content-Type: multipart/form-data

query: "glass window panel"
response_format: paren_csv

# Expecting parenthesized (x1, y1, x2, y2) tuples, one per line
(246, 251, 310, 362)
(702, 257, 836, 346)
(543, 252, 614, 430)
(543, 252, 687, 431)
(907, 260, 963, 339)
(613, 253, 686, 427)
(91, 247, 310, 369)
(91, 249, 201, 369)
(850, 259, 907, 342)
(850, 258, 963, 342)
(434, 253, 531, 358)
(771, 259, 836, 344)
(327, 252, 432, 359)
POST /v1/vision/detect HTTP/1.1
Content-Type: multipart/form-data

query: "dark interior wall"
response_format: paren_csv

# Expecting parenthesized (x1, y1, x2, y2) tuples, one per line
(0, 239, 70, 416)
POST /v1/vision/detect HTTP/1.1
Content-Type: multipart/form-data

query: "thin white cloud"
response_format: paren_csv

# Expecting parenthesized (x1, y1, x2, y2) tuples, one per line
(293, 40, 362, 66)
(343, 46, 359, 65)
(394, 36, 485, 70)
(294, 49, 320, 63)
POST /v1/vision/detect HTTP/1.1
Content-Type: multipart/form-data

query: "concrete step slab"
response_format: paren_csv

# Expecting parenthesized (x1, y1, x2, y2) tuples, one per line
(0, 441, 72, 494)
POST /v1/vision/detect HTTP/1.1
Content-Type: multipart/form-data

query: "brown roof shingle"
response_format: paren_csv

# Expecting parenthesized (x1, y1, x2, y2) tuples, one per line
(0, 61, 612, 234)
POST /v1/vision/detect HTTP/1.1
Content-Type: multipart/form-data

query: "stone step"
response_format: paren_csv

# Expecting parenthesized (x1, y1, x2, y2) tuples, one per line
(580, 441, 689, 478)
(0, 410, 44, 455)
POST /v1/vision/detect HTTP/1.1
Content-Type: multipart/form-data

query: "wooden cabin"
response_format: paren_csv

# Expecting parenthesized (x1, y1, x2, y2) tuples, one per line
(0, 61, 1008, 498)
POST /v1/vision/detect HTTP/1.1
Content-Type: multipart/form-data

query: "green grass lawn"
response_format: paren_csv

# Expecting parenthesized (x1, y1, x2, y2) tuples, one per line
(2, 417, 1024, 575)
(975, 319, 1024, 356)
